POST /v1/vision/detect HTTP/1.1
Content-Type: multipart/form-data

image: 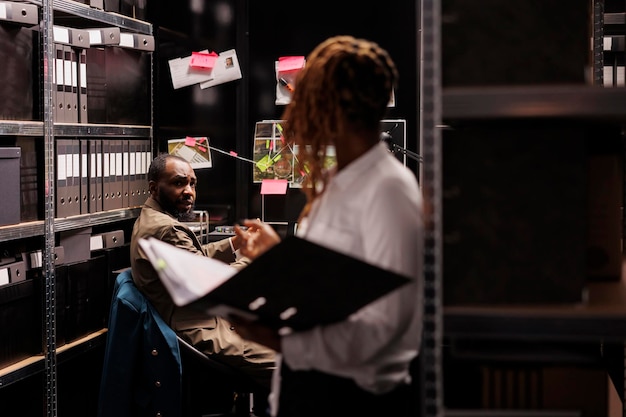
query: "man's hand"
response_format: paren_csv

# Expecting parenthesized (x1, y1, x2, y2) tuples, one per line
(234, 219, 281, 260)
(229, 228, 248, 251)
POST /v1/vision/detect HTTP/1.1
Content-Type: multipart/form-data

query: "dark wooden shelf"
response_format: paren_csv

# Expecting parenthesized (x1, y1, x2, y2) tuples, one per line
(443, 85, 626, 121)
(0, 329, 107, 388)
(445, 270, 626, 343)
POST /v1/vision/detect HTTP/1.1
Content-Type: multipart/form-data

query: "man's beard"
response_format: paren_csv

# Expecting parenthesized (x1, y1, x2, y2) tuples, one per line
(157, 188, 195, 221)
(177, 209, 197, 222)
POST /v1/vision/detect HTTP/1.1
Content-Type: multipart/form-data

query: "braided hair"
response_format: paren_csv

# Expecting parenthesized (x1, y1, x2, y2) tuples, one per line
(281, 36, 398, 219)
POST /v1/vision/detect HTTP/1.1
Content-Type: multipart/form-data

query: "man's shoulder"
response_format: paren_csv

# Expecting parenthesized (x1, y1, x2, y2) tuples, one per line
(140, 204, 180, 226)
(133, 207, 188, 242)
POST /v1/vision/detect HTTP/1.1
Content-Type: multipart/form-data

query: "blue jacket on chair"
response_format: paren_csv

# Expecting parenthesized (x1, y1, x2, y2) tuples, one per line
(97, 269, 183, 417)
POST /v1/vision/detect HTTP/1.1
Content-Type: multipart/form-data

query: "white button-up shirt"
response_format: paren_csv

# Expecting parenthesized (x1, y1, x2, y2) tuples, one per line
(271, 141, 424, 412)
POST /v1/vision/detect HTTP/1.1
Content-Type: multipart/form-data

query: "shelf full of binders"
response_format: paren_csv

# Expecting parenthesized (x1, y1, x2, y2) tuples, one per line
(51, 24, 154, 126)
(0, 1, 154, 127)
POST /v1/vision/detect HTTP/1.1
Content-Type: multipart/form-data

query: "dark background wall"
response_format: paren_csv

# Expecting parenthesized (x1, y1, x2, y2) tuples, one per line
(149, 0, 419, 224)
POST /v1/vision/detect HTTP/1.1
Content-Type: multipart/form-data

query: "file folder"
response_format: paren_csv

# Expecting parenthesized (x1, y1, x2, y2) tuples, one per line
(56, 139, 70, 218)
(88, 138, 103, 213)
(136, 138, 150, 205)
(63, 45, 74, 122)
(118, 32, 155, 51)
(54, 43, 65, 122)
(69, 47, 79, 123)
(79, 138, 89, 214)
(90, 234, 104, 251)
(93, 230, 125, 248)
(0, 1, 39, 25)
(139, 236, 411, 332)
(102, 138, 113, 211)
(122, 139, 130, 208)
(104, 0, 119, 13)
(114, 139, 124, 209)
(86, 27, 120, 46)
(24, 246, 65, 270)
(0, 265, 8, 286)
(143, 139, 151, 202)
(128, 140, 138, 206)
(133, 139, 145, 207)
(68, 138, 81, 216)
(60, 227, 91, 264)
(78, 49, 88, 123)
(8, 261, 25, 283)
(89, 0, 104, 9)
(53, 25, 90, 49)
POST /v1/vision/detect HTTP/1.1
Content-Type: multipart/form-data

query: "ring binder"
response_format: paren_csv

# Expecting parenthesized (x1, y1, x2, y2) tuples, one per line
(139, 235, 410, 332)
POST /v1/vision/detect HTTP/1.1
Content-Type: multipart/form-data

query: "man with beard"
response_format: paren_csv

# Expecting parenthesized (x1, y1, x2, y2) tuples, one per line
(129, 153, 275, 414)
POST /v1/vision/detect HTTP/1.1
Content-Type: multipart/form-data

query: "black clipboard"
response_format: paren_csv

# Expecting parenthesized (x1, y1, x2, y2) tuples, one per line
(140, 235, 410, 332)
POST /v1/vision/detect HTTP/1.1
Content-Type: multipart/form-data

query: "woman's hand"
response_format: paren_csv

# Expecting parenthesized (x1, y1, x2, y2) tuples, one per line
(234, 218, 281, 260)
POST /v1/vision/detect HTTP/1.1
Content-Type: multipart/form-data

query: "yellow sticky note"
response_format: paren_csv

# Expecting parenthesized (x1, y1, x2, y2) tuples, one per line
(256, 154, 271, 172)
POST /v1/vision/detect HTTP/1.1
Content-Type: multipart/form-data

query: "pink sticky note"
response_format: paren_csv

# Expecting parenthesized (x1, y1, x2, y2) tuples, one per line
(197, 145, 206, 152)
(278, 56, 305, 72)
(229, 151, 238, 156)
(190, 51, 218, 70)
(185, 136, 196, 146)
(260, 179, 288, 195)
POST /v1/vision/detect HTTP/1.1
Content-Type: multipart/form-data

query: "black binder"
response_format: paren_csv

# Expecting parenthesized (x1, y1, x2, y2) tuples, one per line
(139, 235, 410, 332)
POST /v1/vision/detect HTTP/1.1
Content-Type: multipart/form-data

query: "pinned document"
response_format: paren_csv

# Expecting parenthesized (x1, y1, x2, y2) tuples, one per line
(169, 49, 242, 90)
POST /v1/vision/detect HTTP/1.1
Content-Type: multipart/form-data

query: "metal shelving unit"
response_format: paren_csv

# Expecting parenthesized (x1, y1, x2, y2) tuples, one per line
(0, 1, 153, 415)
(434, 1, 626, 416)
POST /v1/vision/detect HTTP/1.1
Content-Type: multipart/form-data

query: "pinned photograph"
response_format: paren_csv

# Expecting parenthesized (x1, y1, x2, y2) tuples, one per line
(168, 136, 212, 169)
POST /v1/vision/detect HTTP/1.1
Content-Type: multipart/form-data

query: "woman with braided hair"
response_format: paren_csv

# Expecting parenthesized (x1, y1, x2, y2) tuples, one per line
(233, 35, 424, 417)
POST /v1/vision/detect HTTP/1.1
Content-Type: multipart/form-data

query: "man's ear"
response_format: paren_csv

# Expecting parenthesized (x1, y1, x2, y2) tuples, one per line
(148, 180, 157, 195)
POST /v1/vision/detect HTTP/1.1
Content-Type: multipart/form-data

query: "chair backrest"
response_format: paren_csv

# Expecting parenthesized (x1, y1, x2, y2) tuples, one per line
(97, 269, 183, 417)
(98, 269, 269, 417)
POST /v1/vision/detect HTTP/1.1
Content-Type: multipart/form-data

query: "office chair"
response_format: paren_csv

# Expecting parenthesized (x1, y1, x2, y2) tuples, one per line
(177, 334, 270, 417)
(98, 269, 182, 417)
(98, 269, 268, 417)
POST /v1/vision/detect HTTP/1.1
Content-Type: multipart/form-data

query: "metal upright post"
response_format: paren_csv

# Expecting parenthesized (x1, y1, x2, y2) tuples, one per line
(420, 0, 443, 416)
(593, 0, 605, 86)
(42, 0, 58, 416)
